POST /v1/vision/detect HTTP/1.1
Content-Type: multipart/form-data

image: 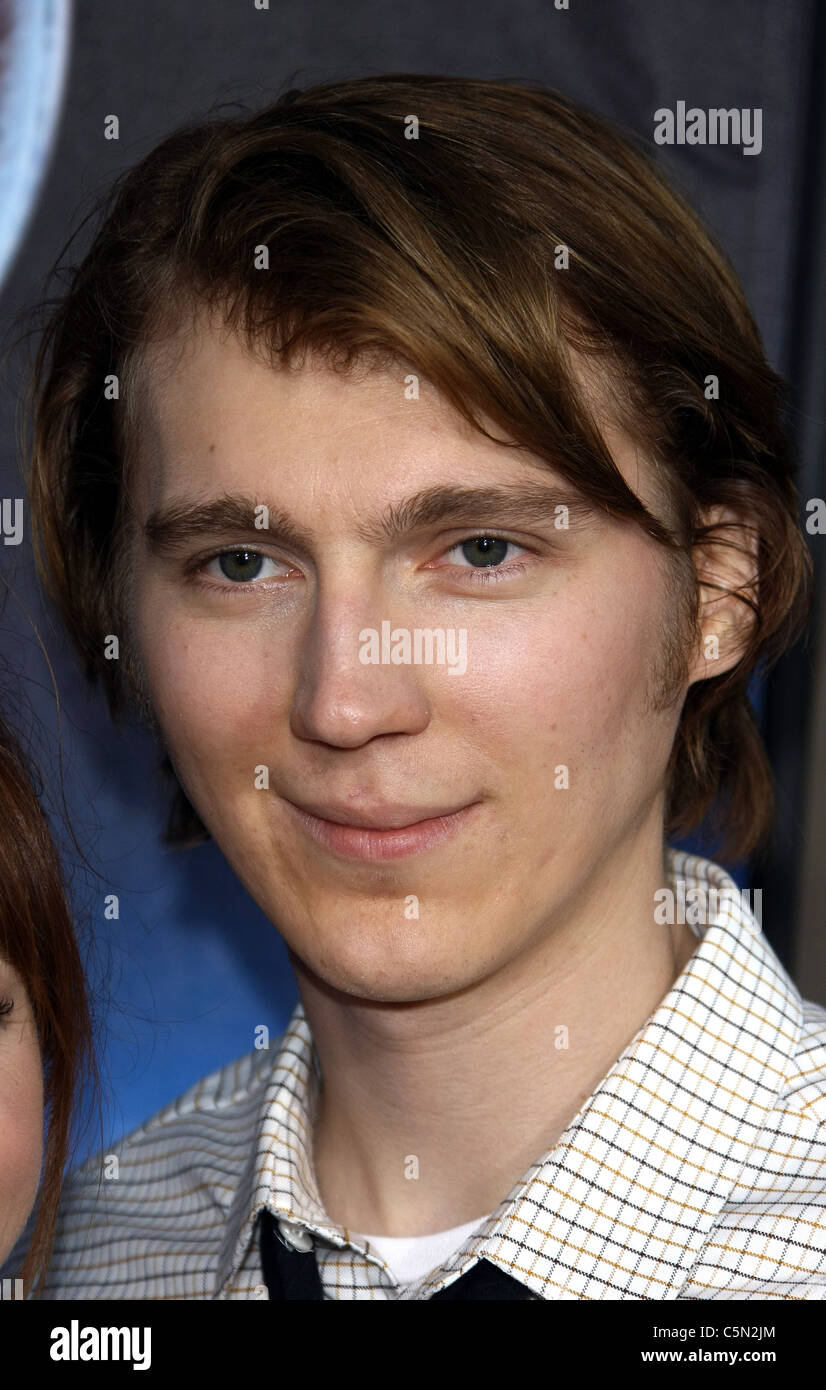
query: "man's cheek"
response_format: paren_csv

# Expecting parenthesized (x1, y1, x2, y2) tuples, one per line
(147, 626, 270, 734)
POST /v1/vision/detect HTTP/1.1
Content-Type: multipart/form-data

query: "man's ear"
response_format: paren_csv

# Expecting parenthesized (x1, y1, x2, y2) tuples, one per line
(686, 505, 759, 685)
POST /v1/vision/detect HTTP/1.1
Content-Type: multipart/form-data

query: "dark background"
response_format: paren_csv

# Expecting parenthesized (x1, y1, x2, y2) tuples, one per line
(0, 0, 824, 1157)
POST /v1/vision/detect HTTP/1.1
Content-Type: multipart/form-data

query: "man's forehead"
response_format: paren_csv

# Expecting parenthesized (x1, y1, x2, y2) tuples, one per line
(129, 301, 665, 521)
(136, 311, 496, 450)
(131, 310, 529, 511)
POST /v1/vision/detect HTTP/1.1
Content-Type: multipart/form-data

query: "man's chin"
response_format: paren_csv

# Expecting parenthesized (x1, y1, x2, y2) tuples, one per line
(285, 929, 488, 1007)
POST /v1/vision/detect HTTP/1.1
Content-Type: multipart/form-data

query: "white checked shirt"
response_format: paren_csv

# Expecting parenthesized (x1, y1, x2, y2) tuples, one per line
(8, 848, 826, 1300)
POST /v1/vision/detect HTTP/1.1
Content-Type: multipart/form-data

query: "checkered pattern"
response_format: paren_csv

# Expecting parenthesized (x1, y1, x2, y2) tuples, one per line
(7, 849, 826, 1299)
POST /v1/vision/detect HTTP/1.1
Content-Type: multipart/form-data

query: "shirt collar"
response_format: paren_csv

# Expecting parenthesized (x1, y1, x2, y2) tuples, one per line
(215, 848, 802, 1299)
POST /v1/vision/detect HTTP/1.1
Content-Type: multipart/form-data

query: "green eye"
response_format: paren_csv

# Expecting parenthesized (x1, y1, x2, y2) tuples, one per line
(460, 537, 511, 567)
(218, 550, 265, 581)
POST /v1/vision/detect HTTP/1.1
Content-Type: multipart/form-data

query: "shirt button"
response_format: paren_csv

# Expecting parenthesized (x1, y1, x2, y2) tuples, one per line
(278, 1219, 314, 1252)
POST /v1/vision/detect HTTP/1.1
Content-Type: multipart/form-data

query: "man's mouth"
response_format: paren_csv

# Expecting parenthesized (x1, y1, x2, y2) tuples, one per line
(280, 796, 483, 862)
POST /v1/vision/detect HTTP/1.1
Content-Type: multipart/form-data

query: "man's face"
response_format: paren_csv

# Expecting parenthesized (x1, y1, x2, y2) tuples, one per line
(130, 314, 691, 1002)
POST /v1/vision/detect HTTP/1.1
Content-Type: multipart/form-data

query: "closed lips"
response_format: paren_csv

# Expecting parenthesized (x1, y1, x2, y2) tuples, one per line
(283, 799, 475, 829)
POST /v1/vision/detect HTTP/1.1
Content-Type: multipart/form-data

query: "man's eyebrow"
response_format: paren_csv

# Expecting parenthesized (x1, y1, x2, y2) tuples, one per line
(143, 483, 603, 555)
(357, 484, 603, 544)
(144, 496, 314, 555)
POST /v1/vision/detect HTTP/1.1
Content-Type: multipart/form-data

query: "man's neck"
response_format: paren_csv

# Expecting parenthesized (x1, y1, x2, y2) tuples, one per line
(299, 828, 698, 1238)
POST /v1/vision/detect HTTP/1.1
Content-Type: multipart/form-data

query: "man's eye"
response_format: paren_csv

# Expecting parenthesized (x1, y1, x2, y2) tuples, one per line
(205, 550, 281, 583)
(447, 537, 526, 568)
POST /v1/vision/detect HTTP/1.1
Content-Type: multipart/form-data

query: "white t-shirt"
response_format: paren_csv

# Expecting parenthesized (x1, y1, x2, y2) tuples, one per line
(351, 1215, 490, 1285)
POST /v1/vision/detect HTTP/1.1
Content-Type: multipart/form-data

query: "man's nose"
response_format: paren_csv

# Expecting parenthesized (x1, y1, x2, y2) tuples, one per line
(289, 599, 432, 748)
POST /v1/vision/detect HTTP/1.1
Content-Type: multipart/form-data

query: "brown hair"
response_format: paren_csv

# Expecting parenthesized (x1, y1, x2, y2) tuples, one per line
(25, 73, 812, 863)
(0, 710, 98, 1296)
